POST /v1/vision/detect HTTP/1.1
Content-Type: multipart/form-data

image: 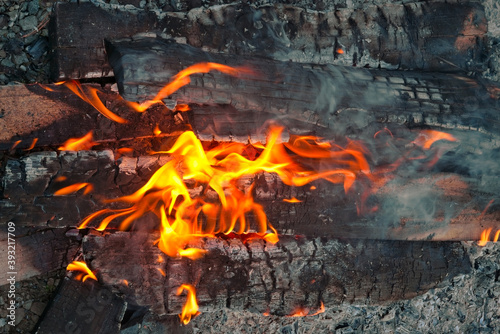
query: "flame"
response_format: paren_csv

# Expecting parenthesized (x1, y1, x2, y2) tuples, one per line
(177, 284, 200, 325)
(175, 104, 190, 112)
(122, 279, 129, 286)
(58, 131, 96, 151)
(157, 268, 166, 277)
(67, 260, 97, 282)
(288, 302, 325, 317)
(336, 48, 344, 54)
(11, 140, 21, 150)
(478, 228, 500, 246)
(55, 176, 67, 182)
(283, 197, 302, 203)
(412, 130, 457, 150)
(25, 138, 38, 151)
(54, 183, 93, 196)
(154, 124, 162, 136)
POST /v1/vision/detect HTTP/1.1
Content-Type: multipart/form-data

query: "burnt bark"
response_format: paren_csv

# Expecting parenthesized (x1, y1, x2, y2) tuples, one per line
(106, 39, 500, 138)
(1, 151, 498, 241)
(35, 277, 126, 334)
(82, 231, 472, 316)
(49, 1, 487, 80)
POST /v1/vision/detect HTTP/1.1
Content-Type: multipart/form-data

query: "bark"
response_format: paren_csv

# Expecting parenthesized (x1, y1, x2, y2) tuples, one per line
(49, 1, 487, 80)
(106, 39, 500, 138)
(82, 231, 472, 316)
(0, 84, 189, 151)
(1, 150, 499, 241)
(35, 277, 126, 334)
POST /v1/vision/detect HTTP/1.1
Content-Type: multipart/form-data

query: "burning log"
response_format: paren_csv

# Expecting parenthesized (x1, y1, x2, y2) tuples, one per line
(106, 39, 500, 140)
(2, 149, 498, 241)
(82, 231, 472, 316)
(35, 277, 126, 334)
(49, 1, 487, 80)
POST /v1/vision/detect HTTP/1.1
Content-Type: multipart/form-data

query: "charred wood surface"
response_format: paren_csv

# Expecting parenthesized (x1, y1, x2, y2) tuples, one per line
(107, 39, 500, 138)
(0, 84, 189, 151)
(82, 232, 472, 316)
(1, 151, 498, 241)
(0, 227, 80, 283)
(35, 277, 126, 334)
(50, 1, 487, 79)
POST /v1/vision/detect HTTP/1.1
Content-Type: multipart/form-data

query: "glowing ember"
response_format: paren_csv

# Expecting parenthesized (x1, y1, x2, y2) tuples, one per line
(177, 284, 200, 325)
(10, 140, 21, 150)
(58, 131, 96, 151)
(54, 183, 93, 196)
(153, 124, 162, 136)
(67, 261, 97, 282)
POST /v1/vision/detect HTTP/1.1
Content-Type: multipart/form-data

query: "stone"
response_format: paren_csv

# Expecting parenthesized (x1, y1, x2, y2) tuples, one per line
(0, 14, 8, 28)
(13, 52, 28, 66)
(18, 15, 37, 31)
(30, 302, 47, 316)
(27, 0, 39, 15)
(0, 57, 14, 67)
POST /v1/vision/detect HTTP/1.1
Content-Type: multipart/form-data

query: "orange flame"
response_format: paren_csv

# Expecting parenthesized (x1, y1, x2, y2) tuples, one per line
(478, 228, 500, 246)
(58, 131, 97, 151)
(177, 284, 200, 325)
(288, 302, 325, 317)
(336, 48, 344, 54)
(25, 138, 38, 151)
(10, 140, 21, 150)
(412, 130, 457, 150)
(283, 197, 302, 203)
(154, 124, 162, 136)
(67, 260, 97, 282)
(54, 183, 93, 196)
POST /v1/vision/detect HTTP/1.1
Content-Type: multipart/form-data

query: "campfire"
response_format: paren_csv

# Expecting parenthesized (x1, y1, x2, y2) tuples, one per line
(1, 1, 500, 333)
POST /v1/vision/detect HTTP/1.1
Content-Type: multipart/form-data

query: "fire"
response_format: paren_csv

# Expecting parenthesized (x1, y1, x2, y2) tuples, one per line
(283, 197, 302, 203)
(54, 183, 93, 196)
(478, 228, 500, 246)
(67, 260, 97, 282)
(288, 302, 325, 317)
(177, 284, 200, 325)
(10, 140, 21, 150)
(58, 131, 96, 151)
(153, 124, 162, 136)
(412, 130, 457, 150)
(25, 138, 38, 151)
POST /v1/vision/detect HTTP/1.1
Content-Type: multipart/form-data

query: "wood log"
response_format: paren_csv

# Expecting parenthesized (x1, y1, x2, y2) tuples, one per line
(49, 1, 487, 80)
(35, 277, 126, 334)
(106, 39, 500, 138)
(0, 227, 80, 283)
(1, 150, 499, 241)
(0, 84, 189, 151)
(82, 231, 472, 316)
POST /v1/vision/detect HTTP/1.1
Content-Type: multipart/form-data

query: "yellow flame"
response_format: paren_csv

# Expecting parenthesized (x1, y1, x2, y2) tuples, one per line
(67, 261, 97, 282)
(177, 284, 200, 325)
(58, 131, 97, 151)
(54, 183, 93, 196)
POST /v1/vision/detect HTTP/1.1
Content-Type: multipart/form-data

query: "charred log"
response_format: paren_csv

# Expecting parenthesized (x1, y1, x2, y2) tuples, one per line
(1, 151, 498, 241)
(106, 39, 500, 138)
(49, 1, 487, 80)
(82, 231, 472, 316)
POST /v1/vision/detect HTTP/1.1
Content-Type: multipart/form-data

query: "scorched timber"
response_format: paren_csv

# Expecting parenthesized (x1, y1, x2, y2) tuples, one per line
(107, 39, 500, 139)
(2, 151, 499, 241)
(83, 232, 472, 316)
(49, 1, 487, 79)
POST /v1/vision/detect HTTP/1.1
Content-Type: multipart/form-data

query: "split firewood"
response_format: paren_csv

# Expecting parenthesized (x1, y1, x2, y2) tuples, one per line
(34, 277, 126, 334)
(0, 84, 189, 151)
(50, 1, 487, 80)
(82, 231, 472, 316)
(1, 150, 498, 241)
(0, 227, 80, 283)
(106, 39, 500, 139)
